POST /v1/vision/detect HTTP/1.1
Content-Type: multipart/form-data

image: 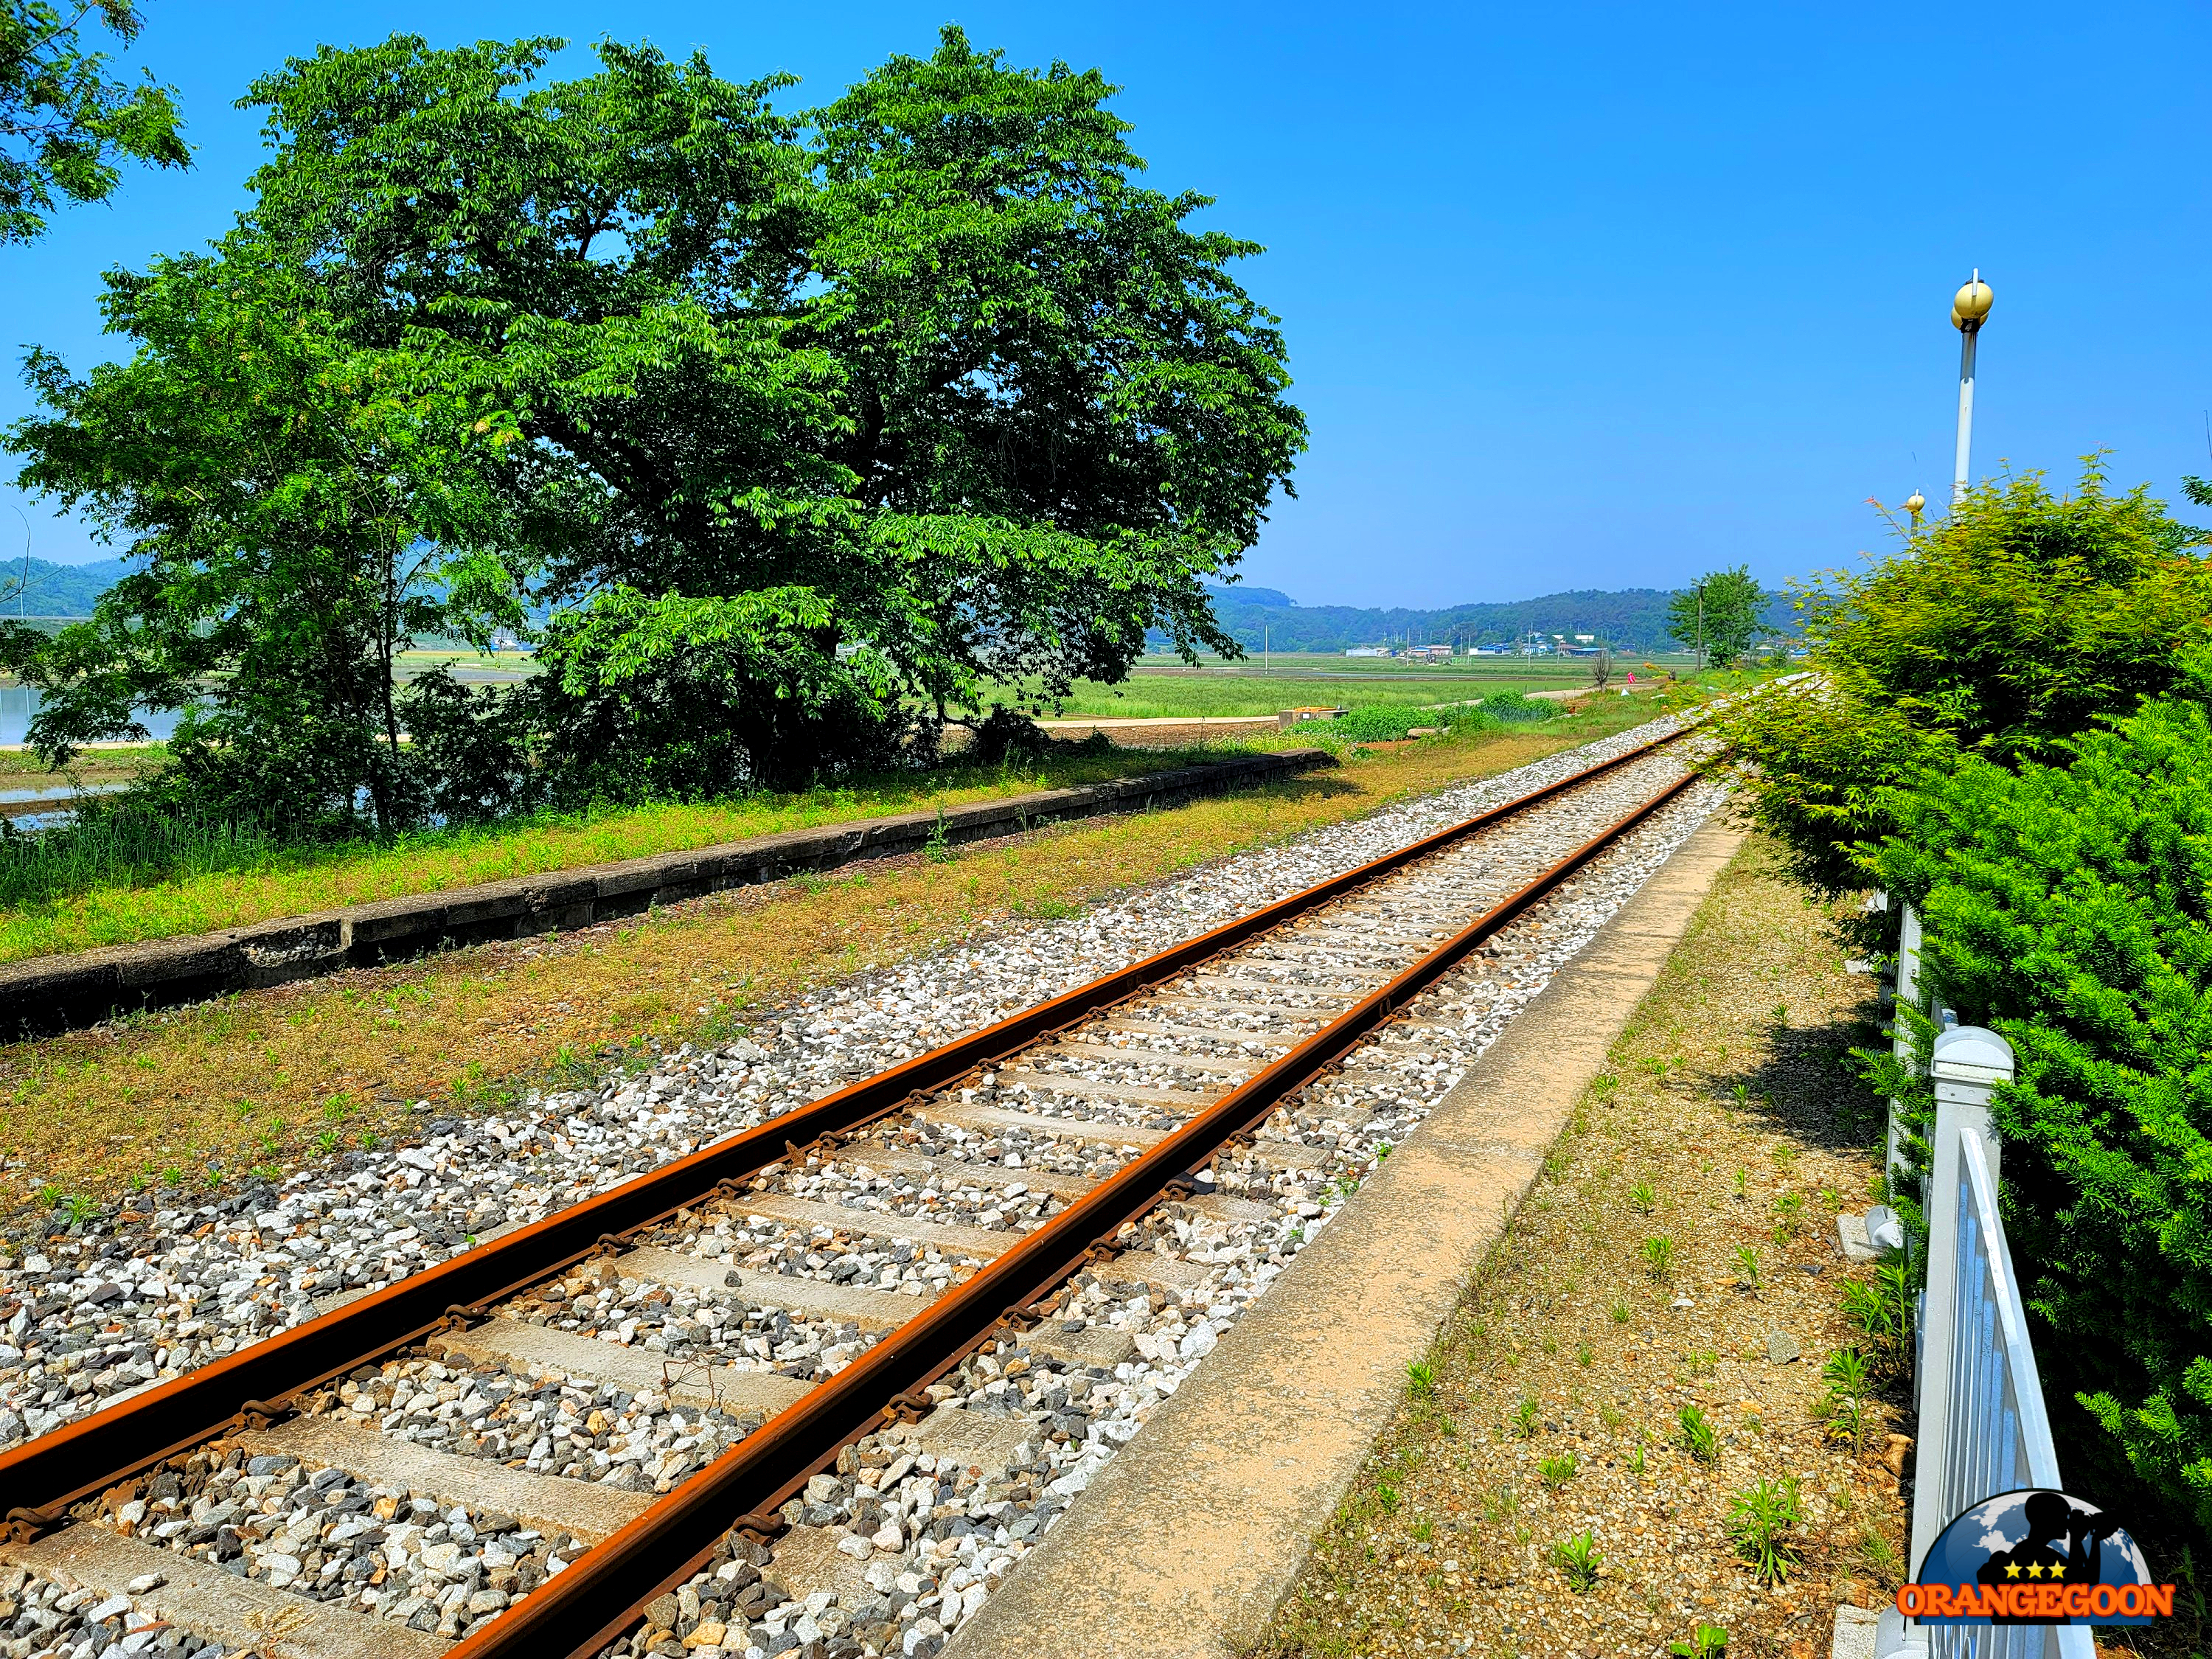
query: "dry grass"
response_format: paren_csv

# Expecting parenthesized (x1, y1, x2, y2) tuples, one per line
(0, 703, 1662, 1217)
(1253, 839, 1911, 1659)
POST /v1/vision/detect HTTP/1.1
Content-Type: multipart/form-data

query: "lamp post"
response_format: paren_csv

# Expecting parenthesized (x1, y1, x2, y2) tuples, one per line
(1905, 490, 1926, 535)
(1950, 271, 1993, 504)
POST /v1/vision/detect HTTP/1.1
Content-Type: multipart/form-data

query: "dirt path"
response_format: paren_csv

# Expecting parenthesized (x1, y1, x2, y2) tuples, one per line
(1253, 837, 1908, 1659)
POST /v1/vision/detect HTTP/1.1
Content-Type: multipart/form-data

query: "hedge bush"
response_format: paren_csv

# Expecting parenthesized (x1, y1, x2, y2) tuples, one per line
(1871, 694, 2212, 1540)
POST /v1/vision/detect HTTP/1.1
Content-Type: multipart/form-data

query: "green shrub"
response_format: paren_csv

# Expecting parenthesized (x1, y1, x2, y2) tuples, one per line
(1871, 693, 2212, 1542)
(1714, 462, 2212, 910)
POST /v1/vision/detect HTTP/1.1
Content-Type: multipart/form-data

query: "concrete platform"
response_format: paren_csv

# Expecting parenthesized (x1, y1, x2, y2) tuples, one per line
(234, 1416, 653, 1544)
(947, 815, 1746, 1659)
(2, 1525, 448, 1659)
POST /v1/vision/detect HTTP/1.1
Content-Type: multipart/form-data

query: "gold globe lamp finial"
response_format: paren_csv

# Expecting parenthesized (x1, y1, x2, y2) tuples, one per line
(1952, 268, 1993, 333)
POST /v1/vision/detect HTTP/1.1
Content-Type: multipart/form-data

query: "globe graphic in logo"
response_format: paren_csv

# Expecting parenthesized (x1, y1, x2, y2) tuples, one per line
(1919, 1489, 2158, 1626)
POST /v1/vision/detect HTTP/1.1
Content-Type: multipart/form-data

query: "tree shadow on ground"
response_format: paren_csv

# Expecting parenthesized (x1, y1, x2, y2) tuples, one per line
(1708, 996, 1888, 1158)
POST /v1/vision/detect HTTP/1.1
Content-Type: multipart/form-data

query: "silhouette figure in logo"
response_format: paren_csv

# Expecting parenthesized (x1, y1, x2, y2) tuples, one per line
(1975, 1492, 2126, 1621)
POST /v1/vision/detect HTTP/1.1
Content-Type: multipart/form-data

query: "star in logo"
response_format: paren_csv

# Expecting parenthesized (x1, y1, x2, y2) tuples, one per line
(2004, 1563, 2022, 1579)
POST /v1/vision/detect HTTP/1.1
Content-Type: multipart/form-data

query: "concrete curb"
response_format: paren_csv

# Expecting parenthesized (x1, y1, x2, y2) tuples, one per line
(947, 815, 1747, 1659)
(0, 749, 1335, 1040)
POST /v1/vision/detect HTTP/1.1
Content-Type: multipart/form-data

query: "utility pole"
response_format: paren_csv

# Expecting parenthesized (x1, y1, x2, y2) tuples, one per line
(1950, 271, 1994, 504)
(1696, 580, 1706, 672)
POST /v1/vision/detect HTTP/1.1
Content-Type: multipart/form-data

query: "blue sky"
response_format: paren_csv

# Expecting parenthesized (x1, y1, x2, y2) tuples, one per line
(4, 1, 2207, 607)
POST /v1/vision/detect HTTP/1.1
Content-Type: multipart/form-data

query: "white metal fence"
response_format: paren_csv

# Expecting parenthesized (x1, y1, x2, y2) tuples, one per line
(1882, 905, 2093, 1659)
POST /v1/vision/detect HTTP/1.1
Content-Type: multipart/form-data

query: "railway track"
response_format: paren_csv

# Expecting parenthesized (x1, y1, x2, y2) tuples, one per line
(0, 725, 1716, 1659)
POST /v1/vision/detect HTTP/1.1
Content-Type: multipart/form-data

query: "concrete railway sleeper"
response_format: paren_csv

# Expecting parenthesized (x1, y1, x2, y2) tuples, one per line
(0, 726, 1719, 1659)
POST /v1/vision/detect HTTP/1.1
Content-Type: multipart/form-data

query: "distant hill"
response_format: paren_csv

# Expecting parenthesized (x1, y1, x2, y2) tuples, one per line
(1, 556, 1795, 655)
(1183, 583, 1796, 655)
(0, 556, 134, 618)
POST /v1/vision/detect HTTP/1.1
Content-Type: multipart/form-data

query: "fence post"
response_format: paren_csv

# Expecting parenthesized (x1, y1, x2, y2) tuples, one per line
(1891, 1026, 2015, 1659)
(1888, 900, 1924, 1195)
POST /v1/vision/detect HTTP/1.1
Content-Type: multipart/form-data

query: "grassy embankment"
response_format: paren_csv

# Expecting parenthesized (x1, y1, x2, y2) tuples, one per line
(0, 690, 1680, 1214)
(0, 666, 1761, 964)
(1256, 838, 1905, 1659)
(0, 746, 1294, 965)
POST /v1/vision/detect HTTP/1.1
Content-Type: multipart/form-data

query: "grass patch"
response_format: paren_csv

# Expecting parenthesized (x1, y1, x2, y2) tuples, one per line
(1252, 836, 1907, 1659)
(0, 702, 1669, 1214)
(0, 745, 1277, 964)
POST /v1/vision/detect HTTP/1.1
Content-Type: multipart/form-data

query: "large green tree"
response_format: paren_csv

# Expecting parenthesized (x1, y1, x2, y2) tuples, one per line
(1, 0, 187, 243)
(232, 28, 1304, 790)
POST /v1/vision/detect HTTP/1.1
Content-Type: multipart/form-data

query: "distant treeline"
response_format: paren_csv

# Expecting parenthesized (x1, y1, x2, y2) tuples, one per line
(1164, 585, 1798, 655)
(0, 557, 135, 618)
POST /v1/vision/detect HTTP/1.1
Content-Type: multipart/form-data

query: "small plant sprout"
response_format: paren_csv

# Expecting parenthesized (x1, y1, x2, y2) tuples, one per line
(1540, 1453, 1578, 1486)
(1686, 1347, 1717, 1377)
(1733, 1245, 1761, 1291)
(1627, 1443, 1648, 1474)
(1408, 1359, 1438, 1399)
(1734, 1165, 1749, 1200)
(1629, 1178, 1658, 1214)
(1726, 1477, 1806, 1584)
(1670, 1622, 1730, 1658)
(1512, 1395, 1540, 1439)
(1677, 1404, 1719, 1463)
(1821, 1347, 1873, 1448)
(1642, 1234, 1677, 1279)
(924, 807, 954, 863)
(1610, 1301, 1632, 1325)
(1731, 1082, 1750, 1105)
(1576, 1343, 1594, 1368)
(1552, 1531, 1603, 1591)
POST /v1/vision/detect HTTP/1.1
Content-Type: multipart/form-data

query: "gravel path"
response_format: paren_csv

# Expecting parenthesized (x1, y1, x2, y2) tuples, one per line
(0, 717, 1726, 1659)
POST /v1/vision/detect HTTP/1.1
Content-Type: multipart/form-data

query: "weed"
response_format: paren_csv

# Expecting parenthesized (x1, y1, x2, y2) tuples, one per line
(1677, 1405, 1719, 1463)
(314, 1130, 340, 1154)
(1512, 1396, 1540, 1439)
(1540, 1453, 1578, 1486)
(1733, 1245, 1761, 1291)
(1483, 1484, 1520, 1523)
(1627, 1444, 1647, 1474)
(1726, 1477, 1805, 1584)
(1732, 1082, 1750, 1104)
(1599, 1403, 1624, 1430)
(1733, 1165, 1749, 1199)
(1591, 1071, 1618, 1097)
(1772, 1190, 1806, 1242)
(1375, 1479, 1400, 1514)
(161, 1165, 181, 1186)
(1629, 1178, 1658, 1214)
(1821, 1348, 1873, 1448)
(925, 807, 954, 863)
(63, 1192, 96, 1223)
(1551, 1531, 1603, 1591)
(1670, 1622, 1729, 1658)
(1686, 1348, 1717, 1377)
(1408, 1359, 1438, 1399)
(1576, 1343, 1593, 1368)
(1408, 1518, 1433, 1543)
(1610, 1301, 1632, 1325)
(1642, 1234, 1677, 1279)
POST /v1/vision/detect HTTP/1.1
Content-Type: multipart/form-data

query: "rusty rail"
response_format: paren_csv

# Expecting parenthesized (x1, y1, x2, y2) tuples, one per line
(452, 768, 1701, 1658)
(0, 726, 1688, 1547)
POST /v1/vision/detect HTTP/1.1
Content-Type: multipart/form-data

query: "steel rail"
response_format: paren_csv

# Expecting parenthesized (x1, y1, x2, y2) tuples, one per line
(454, 766, 1702, 1659)
(0, 725, 1686, 1533)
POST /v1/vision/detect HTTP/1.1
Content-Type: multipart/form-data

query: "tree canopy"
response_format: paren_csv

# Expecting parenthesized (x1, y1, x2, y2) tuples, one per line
(4, 27, 1306, 819)
(1, 0, 188, 243)
(1666, 565, 1763, 666)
